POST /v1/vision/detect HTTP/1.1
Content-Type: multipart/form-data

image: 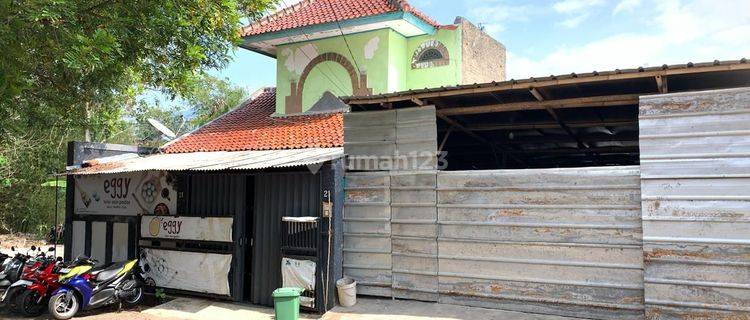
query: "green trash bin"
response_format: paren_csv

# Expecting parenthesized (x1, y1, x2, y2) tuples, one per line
(272, 287, 304, 320)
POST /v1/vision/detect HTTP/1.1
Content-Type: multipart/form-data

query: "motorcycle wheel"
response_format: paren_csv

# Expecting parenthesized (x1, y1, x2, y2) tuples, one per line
(48, 292, 79, 320)
(5, 287, 23, 313)
(18, 289, 45, 316)
(122, 286, 143, 306)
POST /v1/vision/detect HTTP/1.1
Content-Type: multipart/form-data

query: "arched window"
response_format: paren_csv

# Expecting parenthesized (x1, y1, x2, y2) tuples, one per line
(412, 40, 450, 69)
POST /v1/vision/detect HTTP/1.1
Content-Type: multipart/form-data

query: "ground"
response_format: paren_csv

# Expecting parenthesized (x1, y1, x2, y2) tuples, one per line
(0, 296, 583, 320)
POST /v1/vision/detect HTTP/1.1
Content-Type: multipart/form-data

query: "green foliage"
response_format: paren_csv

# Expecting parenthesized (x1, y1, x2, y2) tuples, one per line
(0, 0, 274, 234)
(154, 288, 167, 300)
(184, 74, 249, 128)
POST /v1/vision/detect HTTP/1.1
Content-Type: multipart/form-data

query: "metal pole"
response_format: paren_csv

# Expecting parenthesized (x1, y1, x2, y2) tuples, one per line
(54, 176, 59, 259)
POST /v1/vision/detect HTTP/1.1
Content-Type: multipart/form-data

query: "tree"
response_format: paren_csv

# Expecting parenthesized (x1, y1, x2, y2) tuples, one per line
(183, 74, 248, 128)
(0, 0, 275, 234)
(0, 0, 275, 139)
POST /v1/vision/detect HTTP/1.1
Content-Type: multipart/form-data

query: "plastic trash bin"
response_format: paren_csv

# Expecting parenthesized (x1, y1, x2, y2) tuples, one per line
(272, 287, 304, 320)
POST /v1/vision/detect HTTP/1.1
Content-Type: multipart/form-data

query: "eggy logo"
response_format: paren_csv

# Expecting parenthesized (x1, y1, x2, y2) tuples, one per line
(162, 219, 183, 235)
(148, 217, 183, 237)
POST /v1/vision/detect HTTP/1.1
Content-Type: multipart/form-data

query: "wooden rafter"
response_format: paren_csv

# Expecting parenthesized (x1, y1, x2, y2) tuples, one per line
(441, 120, 637, 132)
(437, 94, 639, 116)
(655, 75, 668, 93)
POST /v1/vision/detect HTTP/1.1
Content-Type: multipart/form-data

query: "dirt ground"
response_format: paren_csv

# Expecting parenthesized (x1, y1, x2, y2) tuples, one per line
(0, 290, 178, 320)
(0, 233, 48, 251)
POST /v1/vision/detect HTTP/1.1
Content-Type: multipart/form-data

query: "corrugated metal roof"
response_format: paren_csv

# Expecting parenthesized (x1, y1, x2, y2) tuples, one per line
(68, 147, 344, 175)
(341, 59, 750, 104)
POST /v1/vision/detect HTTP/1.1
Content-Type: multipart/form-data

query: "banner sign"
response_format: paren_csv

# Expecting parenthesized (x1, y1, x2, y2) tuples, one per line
(141, 216, 233, 242)
(74, 171, 177, 216)
(139, 248, 231, 296)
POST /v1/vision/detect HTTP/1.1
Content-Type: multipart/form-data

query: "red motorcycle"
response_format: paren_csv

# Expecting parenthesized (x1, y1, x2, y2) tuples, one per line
(2, 247, 50, 311)
(3, 247, 56, 315)
(13, 255, 96, 316)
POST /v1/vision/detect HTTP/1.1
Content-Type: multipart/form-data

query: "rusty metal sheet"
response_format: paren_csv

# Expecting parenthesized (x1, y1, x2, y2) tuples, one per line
(343, 172, 392, 297)
(436, 167, 644, 319)
(390, 171, 438, 301)
(344, 107, 437, 171)
(639, 87, 750, 319)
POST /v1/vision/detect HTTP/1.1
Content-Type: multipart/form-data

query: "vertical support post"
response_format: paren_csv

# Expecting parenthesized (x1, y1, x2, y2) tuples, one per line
(64, 142, 75, 261)
(318, 159, 344, 311)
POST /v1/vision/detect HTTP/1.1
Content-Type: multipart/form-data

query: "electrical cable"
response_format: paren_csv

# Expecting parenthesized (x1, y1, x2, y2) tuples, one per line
(324, 0, 363, 77)
(275, 1, 351, 96)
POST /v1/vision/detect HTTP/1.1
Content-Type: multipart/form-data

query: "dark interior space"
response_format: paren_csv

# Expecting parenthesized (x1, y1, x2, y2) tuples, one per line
(436, 104, 639, 170)
(343, 62, 750, 170)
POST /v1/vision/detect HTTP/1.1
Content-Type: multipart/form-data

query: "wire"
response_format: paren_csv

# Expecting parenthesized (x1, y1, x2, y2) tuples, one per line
(276, 0, 350, 96)
(324, 0, 363, 77)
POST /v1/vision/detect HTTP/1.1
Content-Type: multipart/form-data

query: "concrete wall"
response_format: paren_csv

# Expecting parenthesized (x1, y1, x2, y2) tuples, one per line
(457, 17, 506, 84)
(639, 87, 750, 319)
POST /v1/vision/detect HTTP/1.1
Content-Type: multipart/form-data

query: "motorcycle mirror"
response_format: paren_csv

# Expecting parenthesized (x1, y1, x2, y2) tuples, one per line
(11, 246, 15, 251)
(31, 245, 36, 251)
(48, 247, 55, 252)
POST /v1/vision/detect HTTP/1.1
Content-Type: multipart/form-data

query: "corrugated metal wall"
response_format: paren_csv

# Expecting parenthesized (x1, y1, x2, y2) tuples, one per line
(436, 166, 644, 319)
(639, 88, 750, 319)
(343, 171, 392, 297)
(187, 174, 246, 217)
(185, 173, 246, 300)
(252, 172, 321, 306)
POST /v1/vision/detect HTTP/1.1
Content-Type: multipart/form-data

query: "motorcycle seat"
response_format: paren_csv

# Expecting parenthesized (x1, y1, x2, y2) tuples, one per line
(91, 261, 127, 283)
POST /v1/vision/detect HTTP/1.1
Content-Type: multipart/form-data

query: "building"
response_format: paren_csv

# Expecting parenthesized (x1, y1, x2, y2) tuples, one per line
(65, 0, 750, 319)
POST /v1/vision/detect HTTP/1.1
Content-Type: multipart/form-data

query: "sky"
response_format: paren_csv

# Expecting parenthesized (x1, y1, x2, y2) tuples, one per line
(211, 0, 750, 95)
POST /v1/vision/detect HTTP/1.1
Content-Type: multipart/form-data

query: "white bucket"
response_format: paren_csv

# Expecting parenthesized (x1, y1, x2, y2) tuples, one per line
(336, 277, 357, 307)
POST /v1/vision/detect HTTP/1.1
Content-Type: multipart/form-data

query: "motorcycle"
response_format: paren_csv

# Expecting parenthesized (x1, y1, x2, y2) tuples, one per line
(0, 246, 34, 288)
(12, 255, 96, 316)
(1, 246, 54, 311)
(48, 259, 143, 320)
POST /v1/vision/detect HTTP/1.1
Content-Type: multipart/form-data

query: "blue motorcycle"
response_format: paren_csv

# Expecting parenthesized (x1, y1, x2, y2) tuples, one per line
(47, 259, 143, 320)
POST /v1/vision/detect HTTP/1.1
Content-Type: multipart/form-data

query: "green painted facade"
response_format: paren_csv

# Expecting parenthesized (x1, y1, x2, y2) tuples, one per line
(270, 24, 464, 114)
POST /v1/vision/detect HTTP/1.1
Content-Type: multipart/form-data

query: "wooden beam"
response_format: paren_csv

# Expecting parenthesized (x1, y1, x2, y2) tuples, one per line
(448, 146, 638, 155)
(411, 97, 426, 106)
(343, 63, 750, 105)
(437, 114, 526, 166)
(438, 125, 454, 152)
(529, 87, 545, 101)
(444, 120, 637, 132)
(655, 75, 668, 93)
(437, 94, 639, 116)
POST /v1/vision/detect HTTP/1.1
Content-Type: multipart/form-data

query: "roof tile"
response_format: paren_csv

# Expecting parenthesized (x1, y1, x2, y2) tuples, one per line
(163, 88, 343, 153)
(241, 0, 440, 37)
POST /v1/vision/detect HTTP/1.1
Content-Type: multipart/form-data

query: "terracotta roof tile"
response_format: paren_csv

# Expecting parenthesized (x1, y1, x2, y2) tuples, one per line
(163, 88, 343, 153)
(241, 0, 440, 37)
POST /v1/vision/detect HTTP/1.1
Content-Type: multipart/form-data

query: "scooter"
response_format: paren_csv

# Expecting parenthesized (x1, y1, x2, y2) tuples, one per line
(12, 255, 96, 316)
(48, 259, 143, 320)
(0, 246, 34, 288)
(1, 247, 54, 311)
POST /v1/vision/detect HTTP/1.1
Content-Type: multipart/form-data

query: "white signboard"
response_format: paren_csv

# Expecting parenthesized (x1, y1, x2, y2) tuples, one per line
(141, 216, 233, 242)
(140, 248, 231, 296)
(74, 171, 177, 216)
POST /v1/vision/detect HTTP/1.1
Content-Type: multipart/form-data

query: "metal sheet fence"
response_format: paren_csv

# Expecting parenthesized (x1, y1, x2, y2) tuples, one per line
(391, 171, 438, 301)
(639, 88, 750, 319)
(343, 171, 392, 297)
(344, 106, 437, 171)
(436, 166, 644, 319)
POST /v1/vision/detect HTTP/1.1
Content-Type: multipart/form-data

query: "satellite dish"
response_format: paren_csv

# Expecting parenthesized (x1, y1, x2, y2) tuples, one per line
(147, 118, 176, 139)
